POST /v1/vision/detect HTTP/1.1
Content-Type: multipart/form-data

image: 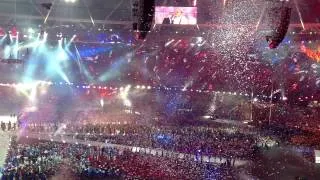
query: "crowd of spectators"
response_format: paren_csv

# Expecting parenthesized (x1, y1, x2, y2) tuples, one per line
(25, 123, 257, 160)
(2, 137, 236, 179)
(254, 103, 320, 149)
(2, 137, 61, 179)
(0, 121, 16, 131)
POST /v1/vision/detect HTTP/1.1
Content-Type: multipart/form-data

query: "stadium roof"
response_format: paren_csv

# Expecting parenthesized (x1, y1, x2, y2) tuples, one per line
(0, 0, 319, 27)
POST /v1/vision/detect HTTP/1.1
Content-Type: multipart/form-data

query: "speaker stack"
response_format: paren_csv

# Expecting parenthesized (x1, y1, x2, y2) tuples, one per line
(261, 0, 292, 49)
(132, 0, 155, 40)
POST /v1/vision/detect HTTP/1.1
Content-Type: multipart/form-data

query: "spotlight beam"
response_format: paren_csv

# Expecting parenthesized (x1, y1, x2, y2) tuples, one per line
(74, 45, 83, 73)
(293, 0, 305, 30)
(0, 34, 7, 44)
(29, 0, 45, 18)
(44, 0, 57, 24)
(256, 6, 266, 31)
(14, 32, 19, 59)
(81, 0, 95, 25)
(66, 35, 76, 48)
(104, 0, 125, 21)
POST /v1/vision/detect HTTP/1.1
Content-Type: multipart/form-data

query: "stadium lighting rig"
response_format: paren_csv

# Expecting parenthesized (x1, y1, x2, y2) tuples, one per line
(131, 0, 292, 49)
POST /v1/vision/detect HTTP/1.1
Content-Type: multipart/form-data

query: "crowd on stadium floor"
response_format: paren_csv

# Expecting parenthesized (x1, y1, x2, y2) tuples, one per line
(2, 138, 236, 179)
(25, 122, 258, 160)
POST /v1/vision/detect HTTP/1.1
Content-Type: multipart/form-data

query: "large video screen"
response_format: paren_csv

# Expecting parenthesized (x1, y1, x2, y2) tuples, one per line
(316, 150, 320, 163)
(155, 0, 196, 7)
(155, 6, 197, 25)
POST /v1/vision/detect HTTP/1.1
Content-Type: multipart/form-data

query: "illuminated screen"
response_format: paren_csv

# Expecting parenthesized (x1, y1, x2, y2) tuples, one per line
(155, 6, 197, 25)
(315, 150, 320, 163)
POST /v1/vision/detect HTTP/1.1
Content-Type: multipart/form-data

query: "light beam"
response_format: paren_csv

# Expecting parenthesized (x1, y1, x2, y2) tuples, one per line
(293, 0, 305, 30)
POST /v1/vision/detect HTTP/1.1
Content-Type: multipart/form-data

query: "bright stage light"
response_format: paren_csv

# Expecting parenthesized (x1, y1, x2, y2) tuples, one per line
(3, 45, 11, 59)
(41, 32, 48, 43)
(57, 40, 69, 61)
(119, 85, 132, 107)
(100, 99, 104, 107)
(66, 35, 76, 48)
(65, 0, 76, 3)
(57, 32, 62, 38)
(58, 39, 62, 47)
(124, 99, 132, 107)
(203, 115, 212, 119)
(14, 81, 41, 104)
(28, 28, 35, 34)
(0, 34, 7, 44)
(57, 51, 68, 61)
(13, 32, 19, 59)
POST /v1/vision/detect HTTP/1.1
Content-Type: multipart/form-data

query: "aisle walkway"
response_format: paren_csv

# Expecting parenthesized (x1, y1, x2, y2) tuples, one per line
(0, 131, 16, 177)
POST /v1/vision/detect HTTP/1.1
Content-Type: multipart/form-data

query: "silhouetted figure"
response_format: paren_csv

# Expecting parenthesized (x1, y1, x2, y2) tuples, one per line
(1, 121, 6, 131)
(8, 121, 12, 131)
(13, 123, 16, 130)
